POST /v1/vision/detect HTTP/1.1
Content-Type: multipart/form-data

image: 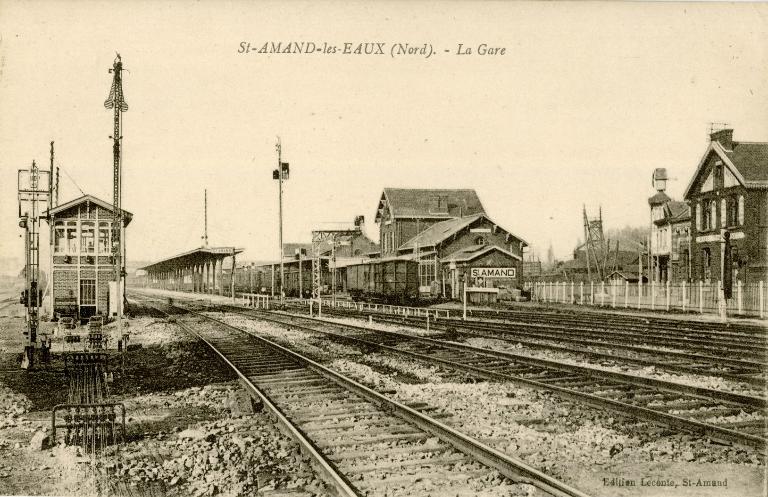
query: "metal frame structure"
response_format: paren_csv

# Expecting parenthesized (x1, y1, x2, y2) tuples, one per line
(311, 228, 359, 310)
(17, 160, 52, 369)
(104, 53, 128, 342)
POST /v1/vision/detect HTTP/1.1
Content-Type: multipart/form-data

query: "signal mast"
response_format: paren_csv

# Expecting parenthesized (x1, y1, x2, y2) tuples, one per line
(104, 54, 128, 337)
(17, 159, 51, 369)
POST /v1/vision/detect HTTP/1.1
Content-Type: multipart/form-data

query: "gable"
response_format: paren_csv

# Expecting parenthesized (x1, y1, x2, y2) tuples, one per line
(685, 145, 746, 199)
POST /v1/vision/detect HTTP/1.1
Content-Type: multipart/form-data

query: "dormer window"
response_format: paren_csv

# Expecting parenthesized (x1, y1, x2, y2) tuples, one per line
(429, 195, 449, 214)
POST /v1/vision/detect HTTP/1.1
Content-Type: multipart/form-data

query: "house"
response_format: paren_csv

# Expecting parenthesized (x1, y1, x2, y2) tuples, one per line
(649, 168, 692, 283)
(683, 129, 768, 284)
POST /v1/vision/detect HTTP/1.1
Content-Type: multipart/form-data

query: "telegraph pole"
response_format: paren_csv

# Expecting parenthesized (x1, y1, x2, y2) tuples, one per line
(104, 54, 128, 344)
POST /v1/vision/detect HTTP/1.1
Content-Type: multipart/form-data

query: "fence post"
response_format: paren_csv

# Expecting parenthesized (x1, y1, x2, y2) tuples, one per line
(638, 279, 642, 309)
(580, 282, 584, 304)
(666, 279, 671, 311)
(625, 280, 629, 308)
(737, 281, 743, 315)
(699, 280, 703, 314)
(611, 280, 616, 308)
(562, 281, 567, 303)
(682, 281, 687, 312)
(760, 281, 764, 319)
(651, 280, 655, 310)
(590, 281, 594, 305)
(600, 281, 605, 306)
(571, 281, 574, 304)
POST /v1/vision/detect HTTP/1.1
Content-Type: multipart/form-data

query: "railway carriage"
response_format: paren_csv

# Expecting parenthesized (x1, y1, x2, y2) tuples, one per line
(346, 258, 436, 304)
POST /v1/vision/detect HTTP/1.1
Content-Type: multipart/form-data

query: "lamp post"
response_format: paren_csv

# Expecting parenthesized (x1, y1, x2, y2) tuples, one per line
(273, 137, 289, 304)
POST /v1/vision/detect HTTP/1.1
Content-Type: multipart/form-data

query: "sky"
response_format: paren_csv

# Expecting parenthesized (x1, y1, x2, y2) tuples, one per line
(1, 1, 766, 270)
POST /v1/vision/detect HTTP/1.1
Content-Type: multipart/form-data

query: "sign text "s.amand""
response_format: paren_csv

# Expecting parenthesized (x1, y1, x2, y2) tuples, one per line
(470, 267, 516, 278)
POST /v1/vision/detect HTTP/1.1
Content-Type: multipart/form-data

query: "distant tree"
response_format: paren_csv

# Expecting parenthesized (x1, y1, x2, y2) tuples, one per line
(604, 225, 648, 249)
(546, 242, 555, 269)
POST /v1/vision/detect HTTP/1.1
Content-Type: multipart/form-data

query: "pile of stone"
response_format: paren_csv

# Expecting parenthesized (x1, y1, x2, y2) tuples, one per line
(0, 385, 31, 429)
(104, 383, 327, 496)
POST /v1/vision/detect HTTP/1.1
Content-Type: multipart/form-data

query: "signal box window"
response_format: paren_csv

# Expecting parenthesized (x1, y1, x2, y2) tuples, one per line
(81, 222, 95, 254)
(98, 222, 111, 254)
(65, 222, 78, 254)
(54, 222, 65, 253)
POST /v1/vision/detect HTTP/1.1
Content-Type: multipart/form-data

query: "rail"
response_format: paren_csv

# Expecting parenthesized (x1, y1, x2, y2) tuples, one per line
(135, 294, 593, 497)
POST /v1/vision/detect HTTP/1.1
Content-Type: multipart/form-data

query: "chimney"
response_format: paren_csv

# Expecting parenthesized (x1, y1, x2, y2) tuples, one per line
(354, 215, 365, 233)
(710, 128, 734, 150)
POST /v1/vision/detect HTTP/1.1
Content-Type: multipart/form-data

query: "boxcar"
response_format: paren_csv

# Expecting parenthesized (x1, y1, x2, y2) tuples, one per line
(346, 259, 421, 304)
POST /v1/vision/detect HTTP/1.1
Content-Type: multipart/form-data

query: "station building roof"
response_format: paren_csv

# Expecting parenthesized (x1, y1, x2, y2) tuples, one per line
(442, 244, 522, 263)
(398, 214, 528, 252)
(375, 188, 486, 222)
(141, 246, 244, 272)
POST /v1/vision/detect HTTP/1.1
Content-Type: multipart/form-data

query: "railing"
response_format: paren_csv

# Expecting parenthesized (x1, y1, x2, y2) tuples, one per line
(532, 280, 766, 318)
(239, 293, 271, 309)
(277, 297, 451, 319)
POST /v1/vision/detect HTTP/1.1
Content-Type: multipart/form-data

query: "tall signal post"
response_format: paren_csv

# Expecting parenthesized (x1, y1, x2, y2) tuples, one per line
(273, 138, 289, 304)
(104, 54, 128, 340)
(17, 160, 51, 369)
(202, 189, 209, 247)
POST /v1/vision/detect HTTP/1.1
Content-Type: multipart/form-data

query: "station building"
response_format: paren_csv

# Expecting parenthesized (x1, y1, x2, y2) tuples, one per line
(374, 188, 527, 299)
(45, 194, 132, 320)
(683, 129, 768, 284)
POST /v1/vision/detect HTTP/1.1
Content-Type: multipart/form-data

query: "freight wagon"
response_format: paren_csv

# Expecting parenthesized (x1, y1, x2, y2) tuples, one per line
(346, 258, 438, 305)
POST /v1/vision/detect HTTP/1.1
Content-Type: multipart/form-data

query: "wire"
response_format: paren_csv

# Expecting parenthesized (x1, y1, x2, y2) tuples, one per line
(56, 161, 86, 197)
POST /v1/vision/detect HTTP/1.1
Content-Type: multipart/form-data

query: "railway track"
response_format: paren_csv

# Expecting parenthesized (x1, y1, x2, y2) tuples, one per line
(136, 296, 591, 497)
(293, 304, 767, 388)
(179, 300, 767, 451)
(471, 305, 767, 338)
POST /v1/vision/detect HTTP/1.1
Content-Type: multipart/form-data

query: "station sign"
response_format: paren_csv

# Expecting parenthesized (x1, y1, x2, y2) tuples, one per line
(470, 267, 516, 278)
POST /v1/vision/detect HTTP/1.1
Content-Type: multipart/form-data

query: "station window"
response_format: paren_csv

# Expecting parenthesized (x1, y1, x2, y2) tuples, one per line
(702, 199, 715, 231)
(65, 222, 78, 254)
(81, 222, 95, 254)
(726, 197, 739, 227)
(80, 279, 96, 306)
(419, 256, 436, 287)
(98, 222, 111, 254)
(54, 222, 65, 253)
(738, 195, 745, 225)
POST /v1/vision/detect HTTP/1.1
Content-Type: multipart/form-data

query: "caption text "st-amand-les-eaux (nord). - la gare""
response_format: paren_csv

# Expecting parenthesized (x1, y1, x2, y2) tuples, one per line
(237, 42, 506, 59)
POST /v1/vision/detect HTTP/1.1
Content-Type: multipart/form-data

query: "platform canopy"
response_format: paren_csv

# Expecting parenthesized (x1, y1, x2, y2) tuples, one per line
(141, 246, 244, 272)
